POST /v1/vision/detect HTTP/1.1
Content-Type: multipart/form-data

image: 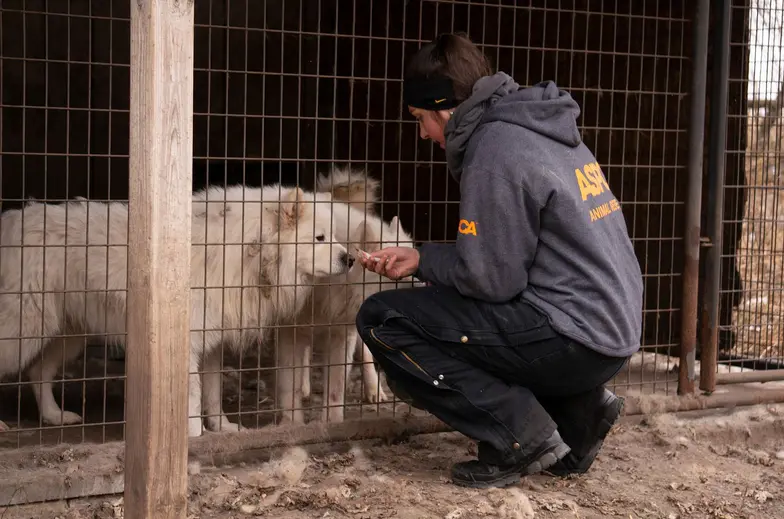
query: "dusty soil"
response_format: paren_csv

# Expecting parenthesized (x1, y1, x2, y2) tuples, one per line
(3, 403, 784, 519)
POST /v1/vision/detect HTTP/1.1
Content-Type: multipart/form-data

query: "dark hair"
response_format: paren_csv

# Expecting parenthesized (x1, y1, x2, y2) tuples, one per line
(404, 33, 493, 103)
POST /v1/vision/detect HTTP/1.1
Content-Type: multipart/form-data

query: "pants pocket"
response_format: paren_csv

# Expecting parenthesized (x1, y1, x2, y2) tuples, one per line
(417, 319, 557, 349)
(368, 322, 437, 385)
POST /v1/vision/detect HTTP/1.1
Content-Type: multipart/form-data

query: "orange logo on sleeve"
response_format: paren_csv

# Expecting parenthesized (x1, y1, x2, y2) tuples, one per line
(458, 219, 477, 236)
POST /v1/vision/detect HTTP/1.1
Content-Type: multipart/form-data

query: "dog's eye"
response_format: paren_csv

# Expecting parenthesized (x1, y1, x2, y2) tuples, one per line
(316, 235, 325, 242)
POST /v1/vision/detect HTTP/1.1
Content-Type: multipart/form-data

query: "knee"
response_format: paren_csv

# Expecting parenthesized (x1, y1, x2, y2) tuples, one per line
(356, 292, 389, 332)
(356, 289, 413, 340)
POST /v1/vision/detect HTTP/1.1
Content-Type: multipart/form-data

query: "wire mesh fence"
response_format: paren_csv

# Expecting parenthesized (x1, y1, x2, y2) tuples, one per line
(721, 0, 784, 375)
(0, 0, 777, 454)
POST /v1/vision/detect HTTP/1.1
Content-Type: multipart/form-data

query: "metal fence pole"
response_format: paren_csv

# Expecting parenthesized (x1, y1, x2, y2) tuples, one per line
(700, 0, 732, 394)
(716, 369, 784, 384)
(679, 0, 711, 395)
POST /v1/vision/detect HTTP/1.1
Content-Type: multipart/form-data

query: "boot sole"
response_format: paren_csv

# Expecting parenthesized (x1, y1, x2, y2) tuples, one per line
(452, 441, 571, 489)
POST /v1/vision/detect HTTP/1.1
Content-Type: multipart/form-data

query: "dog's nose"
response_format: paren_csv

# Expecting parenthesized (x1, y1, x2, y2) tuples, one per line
(341, 251, 354, 268)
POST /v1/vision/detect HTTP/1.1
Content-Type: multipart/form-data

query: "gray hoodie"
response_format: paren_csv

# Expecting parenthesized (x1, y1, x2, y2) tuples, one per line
(415, 72, 643, 358)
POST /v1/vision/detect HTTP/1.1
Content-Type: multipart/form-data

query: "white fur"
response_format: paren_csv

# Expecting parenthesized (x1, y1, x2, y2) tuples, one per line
(0, 185, 349, 436)
(277, 167, 419, 424)
(315, 166, 381, 213)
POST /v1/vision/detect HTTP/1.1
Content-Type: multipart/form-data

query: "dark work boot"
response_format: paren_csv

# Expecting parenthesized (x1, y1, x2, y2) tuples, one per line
(450, 430, 571, 489)
(547, 389, 624, 476)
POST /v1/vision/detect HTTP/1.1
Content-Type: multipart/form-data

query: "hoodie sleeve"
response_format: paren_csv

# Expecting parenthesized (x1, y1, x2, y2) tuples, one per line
(415, 166, 541, 302)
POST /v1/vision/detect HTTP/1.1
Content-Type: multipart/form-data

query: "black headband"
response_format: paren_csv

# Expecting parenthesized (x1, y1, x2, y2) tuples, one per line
(403, 75, 459, 111)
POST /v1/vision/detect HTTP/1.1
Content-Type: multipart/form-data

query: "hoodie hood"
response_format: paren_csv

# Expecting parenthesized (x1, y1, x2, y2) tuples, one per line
(444, 72, 583, 180)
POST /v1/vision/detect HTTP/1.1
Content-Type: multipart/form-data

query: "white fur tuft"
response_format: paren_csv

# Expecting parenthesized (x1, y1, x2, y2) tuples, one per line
(315, 166, 381, 212)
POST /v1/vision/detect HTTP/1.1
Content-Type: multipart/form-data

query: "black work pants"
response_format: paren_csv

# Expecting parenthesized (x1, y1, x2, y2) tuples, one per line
(356, 285, 629, 466)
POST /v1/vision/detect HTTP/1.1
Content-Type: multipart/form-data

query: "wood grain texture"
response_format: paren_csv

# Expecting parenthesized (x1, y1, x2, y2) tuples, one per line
(125, 1, 194, 517)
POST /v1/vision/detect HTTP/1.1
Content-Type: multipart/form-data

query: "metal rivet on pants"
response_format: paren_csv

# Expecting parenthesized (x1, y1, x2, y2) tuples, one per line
(438, 374, 444, 380)
(460, 335, 468, 343)
(433, 380, 439, 386)
(513, 442, 520, 450)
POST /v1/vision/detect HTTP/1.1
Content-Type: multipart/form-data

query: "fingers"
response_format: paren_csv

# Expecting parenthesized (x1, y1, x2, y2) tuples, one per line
(360, 252, 399, 280)
(372, 255, 388, 275)
(385, 255, 399, 278)
(357, 255, 371, 269)
(355, 247, 410, 281)
(356, 251, 382, 271)
(356, 248, 380, 271)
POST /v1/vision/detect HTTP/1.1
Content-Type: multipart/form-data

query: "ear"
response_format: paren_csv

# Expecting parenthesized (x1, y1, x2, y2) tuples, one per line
(390, 216, 404, 240)
(281, 187, 306, 226)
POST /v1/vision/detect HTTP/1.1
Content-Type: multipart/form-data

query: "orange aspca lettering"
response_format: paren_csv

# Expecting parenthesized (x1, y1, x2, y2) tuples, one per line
(575, 162, 610, 201)
(584, 162, 610, 192)
(458, 219, 477, 236)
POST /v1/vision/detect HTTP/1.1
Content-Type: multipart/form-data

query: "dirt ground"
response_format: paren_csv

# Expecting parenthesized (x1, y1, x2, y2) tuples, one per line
(3, 402, 783, 519)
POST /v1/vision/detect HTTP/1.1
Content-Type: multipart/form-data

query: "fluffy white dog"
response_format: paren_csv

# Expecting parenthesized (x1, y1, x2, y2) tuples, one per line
(0, 185, 350, 437)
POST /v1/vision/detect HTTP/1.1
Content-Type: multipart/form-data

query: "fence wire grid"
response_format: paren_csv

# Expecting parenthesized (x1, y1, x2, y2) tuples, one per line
(723, 0, 784, 373)
(0, 0, 776, 451)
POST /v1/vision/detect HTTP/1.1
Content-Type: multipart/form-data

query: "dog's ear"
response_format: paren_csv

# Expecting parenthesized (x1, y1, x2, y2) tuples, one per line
(280, 187, 306, 226)
(390, 216, 400, 235)
(388, 216, 406, 242)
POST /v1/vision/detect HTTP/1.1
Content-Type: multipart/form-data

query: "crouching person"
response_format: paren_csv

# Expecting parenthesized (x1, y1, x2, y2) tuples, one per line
(355, 33, 643, 489)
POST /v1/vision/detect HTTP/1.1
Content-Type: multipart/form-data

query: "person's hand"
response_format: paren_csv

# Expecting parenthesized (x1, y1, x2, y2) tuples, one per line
(357, 246, 420, 281)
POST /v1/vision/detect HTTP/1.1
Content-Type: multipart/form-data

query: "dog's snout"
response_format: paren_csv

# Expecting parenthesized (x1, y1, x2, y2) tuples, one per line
(341, 251, 354, 269)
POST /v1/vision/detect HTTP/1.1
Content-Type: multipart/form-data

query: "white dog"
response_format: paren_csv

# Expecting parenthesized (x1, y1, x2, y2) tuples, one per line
(187, 169, 417, 430)
(0, 185, 350, 437)
(275, 167, 419, 425)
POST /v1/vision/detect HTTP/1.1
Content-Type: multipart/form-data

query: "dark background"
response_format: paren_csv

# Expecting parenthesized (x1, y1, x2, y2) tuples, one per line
(0, 0, 750, 355)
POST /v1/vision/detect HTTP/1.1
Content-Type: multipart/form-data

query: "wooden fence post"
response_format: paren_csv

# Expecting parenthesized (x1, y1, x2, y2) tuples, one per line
(126, 1, 194, 517)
